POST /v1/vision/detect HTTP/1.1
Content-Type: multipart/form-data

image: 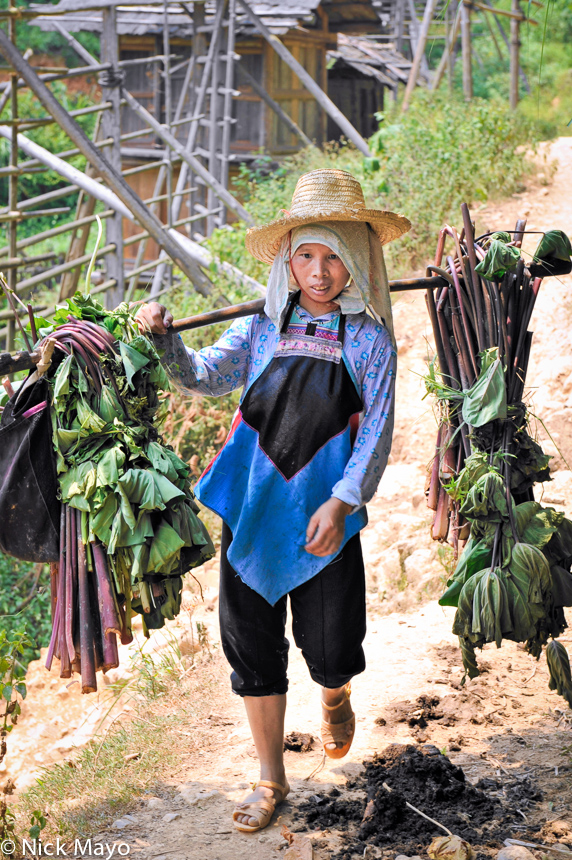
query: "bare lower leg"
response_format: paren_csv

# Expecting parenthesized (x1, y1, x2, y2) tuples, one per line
(234, 693, 288, 827)
(321, 685, 354, 753)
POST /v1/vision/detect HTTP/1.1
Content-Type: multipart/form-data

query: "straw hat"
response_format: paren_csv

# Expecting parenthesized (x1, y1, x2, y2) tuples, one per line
(245, 168, 411, 264)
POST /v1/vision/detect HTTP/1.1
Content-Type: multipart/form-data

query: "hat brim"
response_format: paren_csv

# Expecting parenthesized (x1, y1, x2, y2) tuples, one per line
(245, 208, 412, 264)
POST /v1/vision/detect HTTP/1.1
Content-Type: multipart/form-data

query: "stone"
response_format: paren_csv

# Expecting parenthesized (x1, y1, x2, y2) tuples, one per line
(497, 847, 537, 860)
(162, 812, 181, 823)
(112, 820, 130, 830)
(147, 797, 166, 809)
(179, 788, 221, 806)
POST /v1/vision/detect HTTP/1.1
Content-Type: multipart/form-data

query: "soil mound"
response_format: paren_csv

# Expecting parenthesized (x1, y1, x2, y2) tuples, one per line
(295, 744, 541, 859)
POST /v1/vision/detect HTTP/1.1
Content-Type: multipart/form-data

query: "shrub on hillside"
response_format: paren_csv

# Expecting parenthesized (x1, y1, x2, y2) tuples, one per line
(207, 93, 535, 278)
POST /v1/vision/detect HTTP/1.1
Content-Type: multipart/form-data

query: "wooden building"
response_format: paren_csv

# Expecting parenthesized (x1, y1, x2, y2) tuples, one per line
(31, 0, 421, 263)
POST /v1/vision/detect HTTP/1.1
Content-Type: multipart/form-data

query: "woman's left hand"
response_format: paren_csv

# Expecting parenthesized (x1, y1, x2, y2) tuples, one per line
(305, 498, 353, 557)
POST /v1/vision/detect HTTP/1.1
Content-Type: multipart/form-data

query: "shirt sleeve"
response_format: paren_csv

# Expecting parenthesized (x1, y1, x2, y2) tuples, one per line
(152, 315, 253, 397)
(331, 326, 397, 510)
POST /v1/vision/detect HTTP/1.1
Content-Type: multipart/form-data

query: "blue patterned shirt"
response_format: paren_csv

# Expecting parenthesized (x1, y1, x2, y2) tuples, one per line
(155, 304, 396, 510)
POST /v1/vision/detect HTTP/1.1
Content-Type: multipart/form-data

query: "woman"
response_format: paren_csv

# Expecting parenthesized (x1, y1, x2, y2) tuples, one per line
(137, 168, 410, 833)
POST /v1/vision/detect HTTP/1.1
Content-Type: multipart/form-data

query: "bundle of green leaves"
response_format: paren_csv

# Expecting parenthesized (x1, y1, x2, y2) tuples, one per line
(44, 294, 214, 635)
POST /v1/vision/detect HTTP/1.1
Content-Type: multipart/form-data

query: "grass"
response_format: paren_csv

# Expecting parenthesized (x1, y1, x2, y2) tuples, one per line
(17, 634, 227, 840)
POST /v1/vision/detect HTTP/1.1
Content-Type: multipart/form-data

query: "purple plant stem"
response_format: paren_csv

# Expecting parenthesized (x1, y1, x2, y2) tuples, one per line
(425, 286, 450, 388)
(49, 562, 58, 625)
(461, 203, 487, 350)
(117, 600, 134, 646)
(59, 505, 71, 678)
(102, 632, 119, 673)
(65, 505, 76, 664)
(77, 519, 97, 694)
(448, 285, 473, 389)
(92, 542, 122, 636)
(436, 304, 461, 391)
(427, 424, 443, 511)
(46, 505, 66, 671)
(431, 487, 450, 541)
(447, 257, 478, 380)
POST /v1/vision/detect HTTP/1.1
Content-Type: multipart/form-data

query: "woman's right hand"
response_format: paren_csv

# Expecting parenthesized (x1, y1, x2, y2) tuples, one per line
(134, 302, 173, 335)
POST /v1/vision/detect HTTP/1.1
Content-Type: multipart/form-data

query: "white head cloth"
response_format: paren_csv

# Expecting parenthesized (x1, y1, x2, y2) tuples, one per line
(264, 221, 394, 341)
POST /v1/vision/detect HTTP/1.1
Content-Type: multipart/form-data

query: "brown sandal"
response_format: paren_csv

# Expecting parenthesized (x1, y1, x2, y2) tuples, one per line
(321, 683, 355, 760)
(232, 779, 290, 833)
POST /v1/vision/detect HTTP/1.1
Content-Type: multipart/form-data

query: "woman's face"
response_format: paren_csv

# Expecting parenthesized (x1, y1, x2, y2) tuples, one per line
(290, 242, 350, 309)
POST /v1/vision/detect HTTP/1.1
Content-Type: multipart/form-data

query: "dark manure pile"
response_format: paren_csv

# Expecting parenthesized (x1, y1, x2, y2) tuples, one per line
(294, 745, 541, 859)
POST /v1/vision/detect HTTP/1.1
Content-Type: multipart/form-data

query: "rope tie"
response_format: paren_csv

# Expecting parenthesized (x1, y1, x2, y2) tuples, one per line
(98, 69, 125, 89)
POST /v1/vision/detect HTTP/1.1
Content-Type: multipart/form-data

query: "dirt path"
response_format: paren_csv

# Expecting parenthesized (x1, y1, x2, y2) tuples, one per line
(12, 138, 572, 859)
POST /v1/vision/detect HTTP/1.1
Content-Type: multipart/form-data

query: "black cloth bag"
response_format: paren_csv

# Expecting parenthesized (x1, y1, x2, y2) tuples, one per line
(0, 376, 60, 562)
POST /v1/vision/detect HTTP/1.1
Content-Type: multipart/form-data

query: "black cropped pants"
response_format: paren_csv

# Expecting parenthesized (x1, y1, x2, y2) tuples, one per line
(218, 524, 366, 697)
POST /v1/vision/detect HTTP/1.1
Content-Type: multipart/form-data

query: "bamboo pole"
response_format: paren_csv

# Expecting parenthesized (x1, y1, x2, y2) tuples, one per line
(121, 88, 253, 225)
(490, 10, 531, 92)
(235, 0, 371, 156)
(406, 0, 431, 77)
(0, 31, 209, 291)
(432, 3, 462, 91)
(0, 275, 448, 375)
(207, 0, 225, 237)
(479, 9, 503, 60)
(461, 1, 473, 100)
(100, 7, 125, 306)
(59, 114, 102, 300)
(16, 245, 116, 296)
(509, 0, 521, 109)
(467, 1, 537, 24)
(219, 0, 237, 226)
(402, 0, 440, 111)
(150, 0, 225, 295)
(5, 15, 17, 352)
(127, 47, 197, 298)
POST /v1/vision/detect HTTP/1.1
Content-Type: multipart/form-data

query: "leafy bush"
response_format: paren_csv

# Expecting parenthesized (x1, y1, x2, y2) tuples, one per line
(0, 83, 96, 241)
(206, 94, 535, 279)
(0, 555, 52, 669)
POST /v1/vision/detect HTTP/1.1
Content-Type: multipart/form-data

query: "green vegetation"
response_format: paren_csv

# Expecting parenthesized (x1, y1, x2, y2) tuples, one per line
(0, 0, 100, 67)
(0, 557, 51, 668)
(0, 627, 47, 844)
(0, 84, 97, 242)
(208, 93, 535, 277)
(425, 0, 572, 137)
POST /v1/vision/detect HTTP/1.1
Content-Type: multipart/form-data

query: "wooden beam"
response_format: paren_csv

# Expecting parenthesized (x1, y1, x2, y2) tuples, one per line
(0, 350, 39, 376)
(121, 88, 254, 225)
(0, 30, 210, 289)
(402, 0, 440, 111)
(235, 0, 371, 156)
(461, 1, 473, 100)
(101, 7, 125, 307)
(491, 8, 531, 92)
(432, 2, 462, 91)
(467, 1, 537, 24)
(0, 276, 451, 376)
